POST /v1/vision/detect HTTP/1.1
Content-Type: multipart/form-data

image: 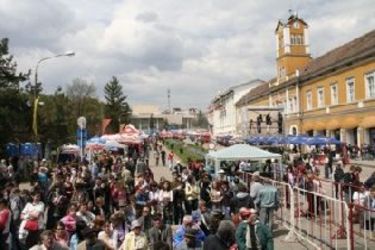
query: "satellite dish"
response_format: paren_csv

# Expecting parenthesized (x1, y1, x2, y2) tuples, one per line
(77, 116, 86, 129)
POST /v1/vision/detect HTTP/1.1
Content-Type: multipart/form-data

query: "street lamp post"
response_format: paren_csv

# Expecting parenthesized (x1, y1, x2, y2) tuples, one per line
(32, 51, 75, 138)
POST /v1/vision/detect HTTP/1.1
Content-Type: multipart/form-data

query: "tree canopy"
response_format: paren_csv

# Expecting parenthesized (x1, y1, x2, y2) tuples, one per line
(0, 38, 31, 153)
(104, 76, 131, 133)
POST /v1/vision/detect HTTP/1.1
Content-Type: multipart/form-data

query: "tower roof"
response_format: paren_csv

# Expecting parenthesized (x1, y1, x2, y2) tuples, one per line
(275, 14, 308, 32)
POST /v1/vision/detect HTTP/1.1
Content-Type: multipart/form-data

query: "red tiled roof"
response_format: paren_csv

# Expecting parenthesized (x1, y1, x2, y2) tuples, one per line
(236, 82, 270, 107)
(300, 29, 375, 78)
(236, 29, 375, 106)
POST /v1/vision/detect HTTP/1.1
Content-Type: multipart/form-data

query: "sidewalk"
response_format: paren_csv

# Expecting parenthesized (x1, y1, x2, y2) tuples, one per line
(149, 144, 311, 249)
(148, 145, 178, 182)
(351, 159, 375, 168)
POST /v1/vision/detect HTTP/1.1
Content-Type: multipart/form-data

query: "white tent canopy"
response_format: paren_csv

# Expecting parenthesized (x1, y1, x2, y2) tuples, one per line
(105, 140, 126, 149)
(206, 144, 282, 175)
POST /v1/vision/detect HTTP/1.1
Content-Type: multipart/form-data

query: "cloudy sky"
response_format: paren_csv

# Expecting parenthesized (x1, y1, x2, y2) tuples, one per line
(1, 0, 374, 109)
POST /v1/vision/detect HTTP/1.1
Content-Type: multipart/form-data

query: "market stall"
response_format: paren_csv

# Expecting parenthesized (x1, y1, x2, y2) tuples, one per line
(206, 143, 282, 178)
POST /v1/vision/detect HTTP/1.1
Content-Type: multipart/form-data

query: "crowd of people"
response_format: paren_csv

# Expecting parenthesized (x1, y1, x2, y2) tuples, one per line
(2, 138, 374, 250)
(281, 150, 375, 231)
(0, 140, 279, 250)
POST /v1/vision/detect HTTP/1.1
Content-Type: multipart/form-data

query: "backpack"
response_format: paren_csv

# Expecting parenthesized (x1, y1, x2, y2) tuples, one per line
(334, 168, 345, 182)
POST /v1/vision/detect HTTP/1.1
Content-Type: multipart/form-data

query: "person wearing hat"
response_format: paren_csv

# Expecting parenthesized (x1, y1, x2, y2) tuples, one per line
(235, 208, 274, 250)
(174, 215, 205, 249)
(175, 228, 200, 250)
(148, 214, 172, 250)
(122, 220, 148, 250)
(217, 169, 227, 183)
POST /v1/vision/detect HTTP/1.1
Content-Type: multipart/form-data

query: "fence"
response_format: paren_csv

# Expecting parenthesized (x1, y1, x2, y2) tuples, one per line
(239, 172, 375, 249)
(313, 178, 375, 249)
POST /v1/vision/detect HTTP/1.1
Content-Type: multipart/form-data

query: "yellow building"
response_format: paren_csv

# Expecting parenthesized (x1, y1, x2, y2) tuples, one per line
(236, 13, 375, 147)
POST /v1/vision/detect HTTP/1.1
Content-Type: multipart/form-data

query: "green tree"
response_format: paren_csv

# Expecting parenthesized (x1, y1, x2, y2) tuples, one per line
(0, 38, 31, 154)
(65, 79, 104, 139)
(38, 87, 72, 148)
(193, 110, 209, 129)
(104, 76, 131, 133)
(66, 78, 96, 117)
(0, 38, 30, 89)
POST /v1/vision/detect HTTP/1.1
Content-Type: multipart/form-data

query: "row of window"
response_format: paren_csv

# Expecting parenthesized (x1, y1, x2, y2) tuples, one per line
(305, 71, 375, 110)
(290, 34, 304, 45)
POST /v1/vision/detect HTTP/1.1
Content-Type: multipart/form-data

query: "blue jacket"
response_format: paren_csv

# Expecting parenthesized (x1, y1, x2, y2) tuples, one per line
(135, 192, 148, 206)
(173, 225, 206, 248)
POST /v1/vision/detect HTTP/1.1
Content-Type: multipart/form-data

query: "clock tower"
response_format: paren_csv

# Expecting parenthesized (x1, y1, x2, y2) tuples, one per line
(275, 12, 312, 84)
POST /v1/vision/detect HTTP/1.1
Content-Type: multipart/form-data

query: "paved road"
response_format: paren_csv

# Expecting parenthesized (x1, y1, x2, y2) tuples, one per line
(149, 145, 313, 250)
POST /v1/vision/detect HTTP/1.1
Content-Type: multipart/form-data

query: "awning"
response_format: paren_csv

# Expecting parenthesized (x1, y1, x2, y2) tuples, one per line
(360, 116, 375, 128)
(206, 144, 281, 161)
(341, 116, 360, 129)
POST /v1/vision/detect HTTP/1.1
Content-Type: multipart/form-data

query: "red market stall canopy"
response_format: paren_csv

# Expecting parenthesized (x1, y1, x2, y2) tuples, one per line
(160, 130, 173, 139)
(101, 124, 146, 145)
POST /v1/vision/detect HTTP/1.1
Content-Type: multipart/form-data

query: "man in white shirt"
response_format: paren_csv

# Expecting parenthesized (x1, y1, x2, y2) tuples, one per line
(30, 230, 68, 250)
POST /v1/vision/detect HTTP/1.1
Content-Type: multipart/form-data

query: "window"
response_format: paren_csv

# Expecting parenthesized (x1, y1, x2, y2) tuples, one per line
(317, 87, 325, 108)
(306, 90, 312, 110)
(288, 98, 293, 113)
(296, 35, 303, 45)
(294, 96, 298, 112)
(330, 84, 338, 105)
(346, 78, 355, 103)
(365, 71, 375, 98)
(279, 67, 286, 79)
(293, 22, 300, 29)
(290, 34, 303, 45)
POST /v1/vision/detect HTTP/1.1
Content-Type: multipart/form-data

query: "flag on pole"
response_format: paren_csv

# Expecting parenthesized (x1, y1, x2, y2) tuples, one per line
(101, 118, 112, 135)
(32, 97, 39, 137)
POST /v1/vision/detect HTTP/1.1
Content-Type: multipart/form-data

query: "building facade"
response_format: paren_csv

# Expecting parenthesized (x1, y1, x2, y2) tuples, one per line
(236, 13, 375, 147)
(129, 105, 197, 133)
(207, 79, 264, 136)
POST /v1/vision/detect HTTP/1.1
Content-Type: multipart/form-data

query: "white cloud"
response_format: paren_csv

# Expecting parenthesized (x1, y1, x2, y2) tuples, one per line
(1, 0, 374, 110)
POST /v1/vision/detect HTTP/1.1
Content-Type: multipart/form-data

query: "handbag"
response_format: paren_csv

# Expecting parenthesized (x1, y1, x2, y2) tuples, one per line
(24, 219, 39, 231)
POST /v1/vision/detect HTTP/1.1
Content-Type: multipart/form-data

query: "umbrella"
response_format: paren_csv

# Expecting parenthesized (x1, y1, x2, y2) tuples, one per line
(288, 135, 308, 145)
(327, 137, 341, 145)
(305, 136, 327, 145)
(87, 136, 106, 144)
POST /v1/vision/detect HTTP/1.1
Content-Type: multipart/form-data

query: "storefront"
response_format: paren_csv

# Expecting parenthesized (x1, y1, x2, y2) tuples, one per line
(360, 116, 375, 145)
(345, 128, 357, 146)
(365, 127, 375, 145)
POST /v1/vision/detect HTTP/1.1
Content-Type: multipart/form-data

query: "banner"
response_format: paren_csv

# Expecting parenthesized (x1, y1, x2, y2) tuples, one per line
(32, 97, 39, 137)
(101, 118, 112, 134)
